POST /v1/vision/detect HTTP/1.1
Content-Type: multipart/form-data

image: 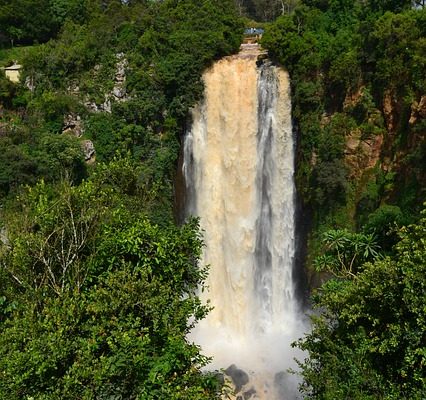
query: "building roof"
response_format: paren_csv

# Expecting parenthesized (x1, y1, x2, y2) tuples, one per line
(4, 64, 22, 70)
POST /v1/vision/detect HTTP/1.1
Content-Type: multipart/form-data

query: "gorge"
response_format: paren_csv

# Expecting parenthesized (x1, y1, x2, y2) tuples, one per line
(183, 44, 306, 399)
(0, 2, 424, 398)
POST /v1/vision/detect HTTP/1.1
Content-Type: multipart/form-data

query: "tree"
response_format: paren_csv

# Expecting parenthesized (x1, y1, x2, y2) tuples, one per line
(314, 229, 380, 278)
(0, 137, 37, 196)
(297, 208, 426, 398)
(233, 0, 300, 21)
(0, 179, 104, 294)
(0, 176, 220, 399)
(0, 73, 16, 106)
(366, 0, 414, 12)
(0, 0, 58, 46)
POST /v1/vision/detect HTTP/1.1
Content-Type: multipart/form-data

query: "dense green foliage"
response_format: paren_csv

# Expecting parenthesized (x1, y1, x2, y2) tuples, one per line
(263, 1, 425, 229)
(0, 0, 94, 47)
(0, 177, 219, 399)
(262, 2, 425, 397)
(0, 0, 242, 207)
(297, 208, 426, 398)
(0, 0, 243, 398)
(1, 0, 425, 398)
(234, 0, 301, 21)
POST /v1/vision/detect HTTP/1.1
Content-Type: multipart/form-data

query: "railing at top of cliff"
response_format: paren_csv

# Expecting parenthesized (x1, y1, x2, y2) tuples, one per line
(243, 27, 264, 44)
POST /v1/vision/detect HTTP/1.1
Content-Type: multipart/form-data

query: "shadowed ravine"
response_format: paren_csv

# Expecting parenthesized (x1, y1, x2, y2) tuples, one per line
(183, 44, 306, 400)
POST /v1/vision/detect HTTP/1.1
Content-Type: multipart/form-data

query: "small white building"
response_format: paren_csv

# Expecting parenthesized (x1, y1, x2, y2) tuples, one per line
(3, 63, 22, 83)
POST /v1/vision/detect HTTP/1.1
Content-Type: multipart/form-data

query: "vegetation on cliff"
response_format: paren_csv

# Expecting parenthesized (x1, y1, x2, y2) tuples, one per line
(262, 0, 425, 232)
(0, 0, 424, 398)
(263, 1, 425, 397)
(0, 0, 242, 398)
(0, 178, 218, 399)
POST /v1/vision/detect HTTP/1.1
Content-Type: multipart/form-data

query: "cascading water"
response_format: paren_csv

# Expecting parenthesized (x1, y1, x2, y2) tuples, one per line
(183, 44, 305, 400)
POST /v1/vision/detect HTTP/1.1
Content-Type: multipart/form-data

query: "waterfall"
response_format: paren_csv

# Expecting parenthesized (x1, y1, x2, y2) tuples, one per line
(183, 44, 305, 400)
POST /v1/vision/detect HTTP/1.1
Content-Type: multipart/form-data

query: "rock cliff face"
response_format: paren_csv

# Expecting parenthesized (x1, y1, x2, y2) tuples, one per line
(81, 140, 95, 162)
(302, 80, 425, 289)
(381, 91, 425, 201)
(84, 53, 130, 113)
(339, 85, 424, 211)
(61, 53, 132, 165)
(63, 113, 84, 137)
(342, 88, 384, 178)
(345, 130, 383, 178)
(409, 95, 426, 125)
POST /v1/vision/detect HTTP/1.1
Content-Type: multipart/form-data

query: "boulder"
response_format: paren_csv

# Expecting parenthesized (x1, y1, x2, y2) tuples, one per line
(81, 140, 95, 162)
(63, 113, 84, 137)
(225, 364, 249, 393)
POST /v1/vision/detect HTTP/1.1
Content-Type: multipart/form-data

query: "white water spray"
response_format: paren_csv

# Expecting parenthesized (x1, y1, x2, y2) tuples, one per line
(183, 45, 305, 399)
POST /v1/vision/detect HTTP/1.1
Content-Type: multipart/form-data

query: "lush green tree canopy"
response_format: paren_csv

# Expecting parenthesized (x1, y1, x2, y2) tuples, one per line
(0, 1, 243, 397)
(262, 1, 425, 226)
(0, 176, 219, 399)
(263, 3, 425, 397)
(0, 0, 424, 398)
(297, 208, 426, 398)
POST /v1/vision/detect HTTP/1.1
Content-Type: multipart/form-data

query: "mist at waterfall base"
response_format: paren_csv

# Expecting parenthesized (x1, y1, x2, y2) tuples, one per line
(183, 45, 308, 399)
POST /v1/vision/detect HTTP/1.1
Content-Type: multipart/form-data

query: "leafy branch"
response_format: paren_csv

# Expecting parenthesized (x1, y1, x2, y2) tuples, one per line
(314, 229, 380, 279)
